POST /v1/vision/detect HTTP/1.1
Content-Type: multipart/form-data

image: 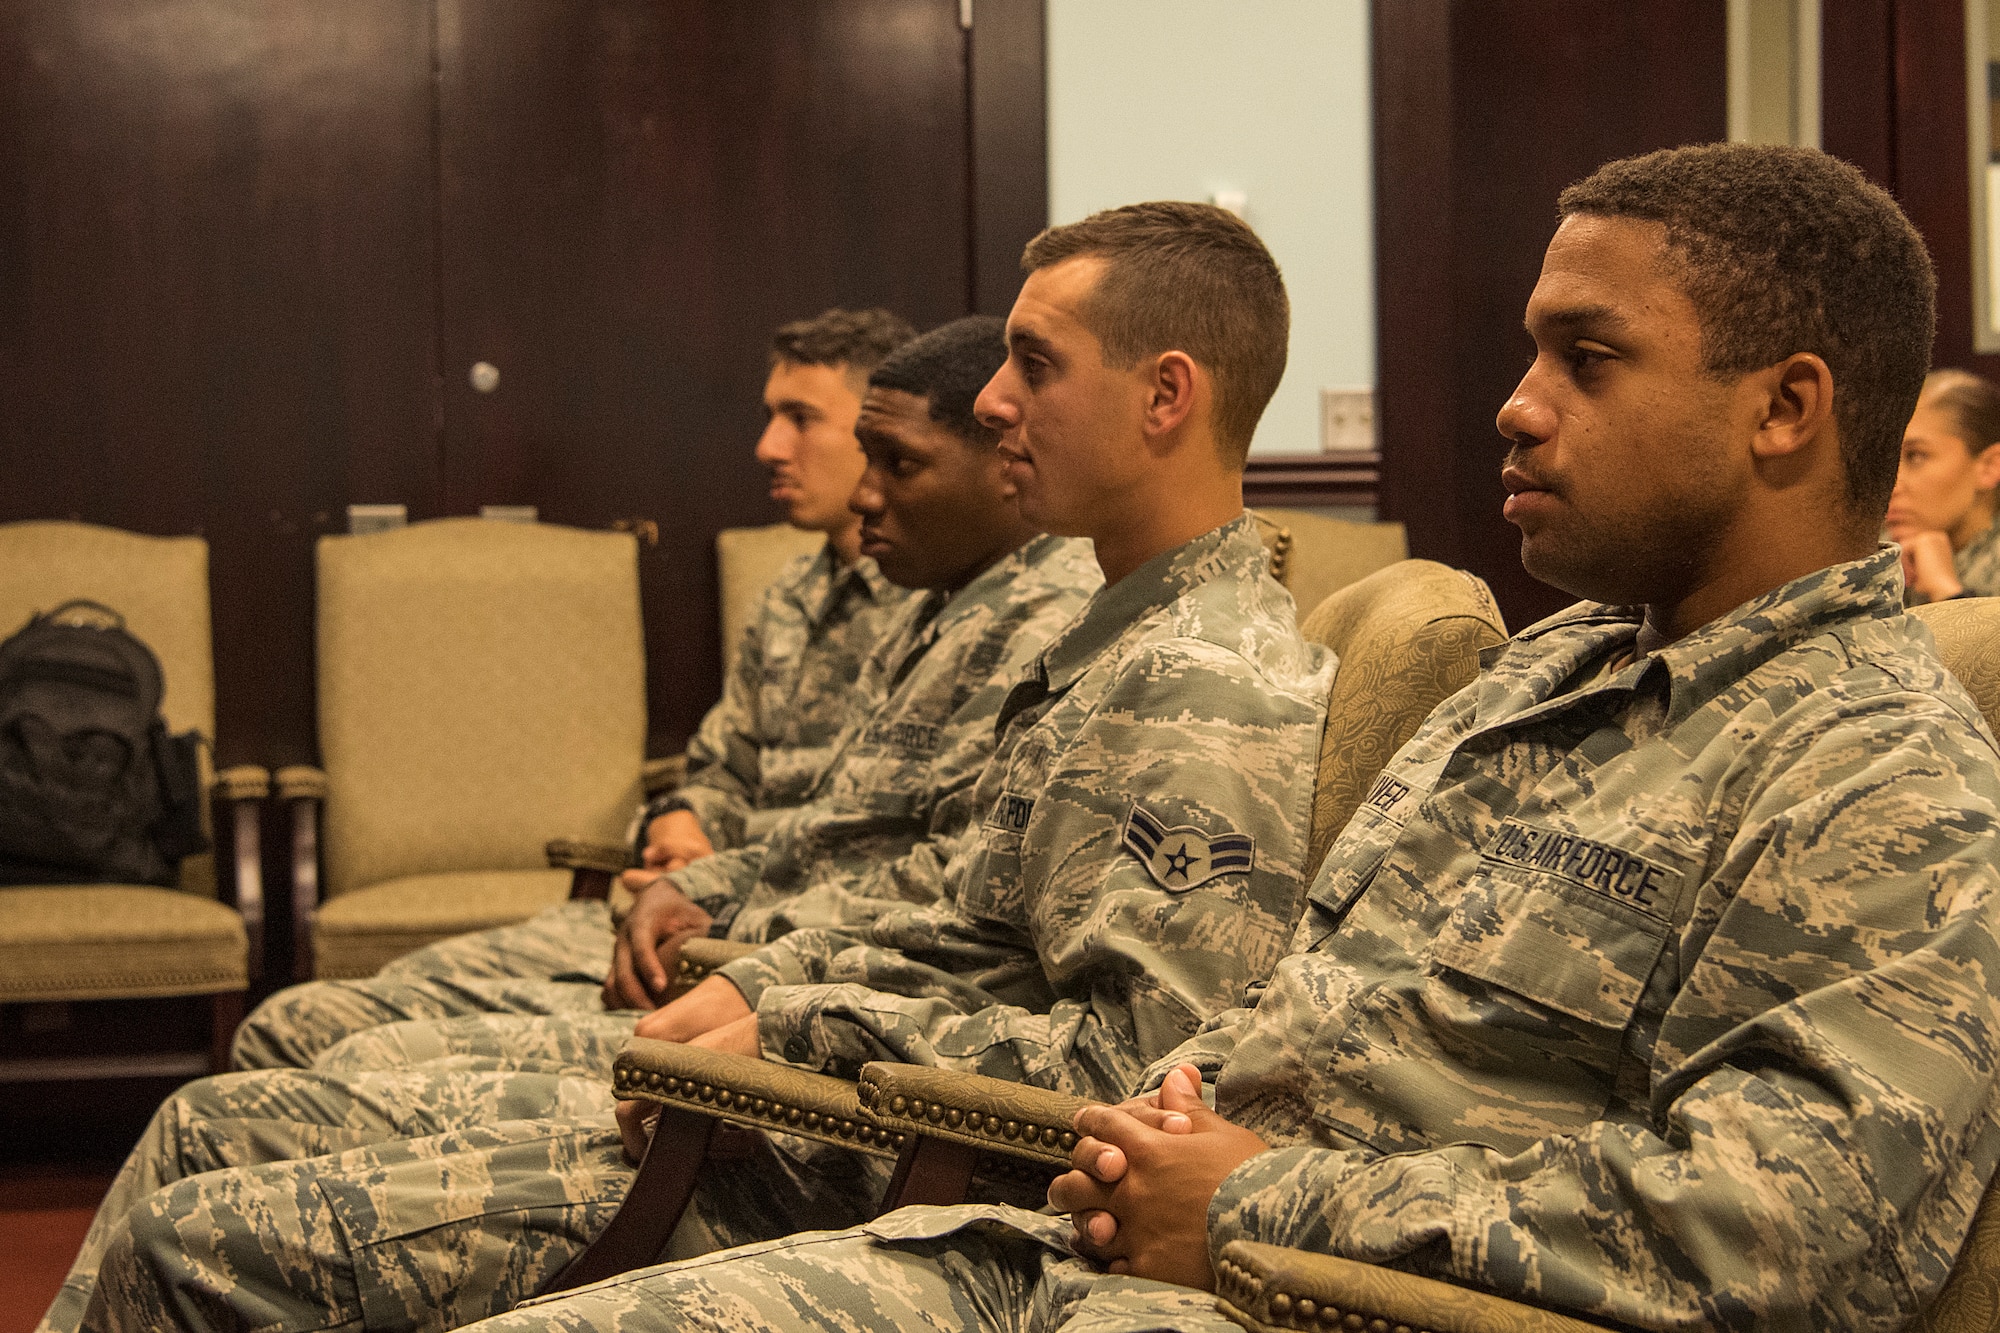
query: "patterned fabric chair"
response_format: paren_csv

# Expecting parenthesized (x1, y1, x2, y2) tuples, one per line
(0, 521, 268, 1077)
(551, 559, 1507, 1292)
(280, 518, 646, 979)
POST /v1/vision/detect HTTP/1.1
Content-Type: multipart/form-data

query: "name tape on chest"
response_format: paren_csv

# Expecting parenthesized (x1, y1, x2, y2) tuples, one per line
(1122, 803, 1255, 892)
(1360, 771, 1419, 824)
(1483, 818, 1676, 917)
(862, 718, 943, 754)
(985, 791, 1035, 834)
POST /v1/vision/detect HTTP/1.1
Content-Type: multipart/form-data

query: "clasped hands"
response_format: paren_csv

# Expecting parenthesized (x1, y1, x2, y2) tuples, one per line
(1047, 1063, 1268, 1291)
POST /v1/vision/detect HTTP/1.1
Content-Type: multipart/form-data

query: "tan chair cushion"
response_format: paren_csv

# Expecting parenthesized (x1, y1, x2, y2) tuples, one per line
(312, 869, 574, 978)
(1301, 560, 1507, 877)
(0, 886, 246, 1001)
(715, 524, 824, 676)
(1913, 598, 2000, 739)
(1257, 507, 1409, 626)
(316, 519, 646, 899)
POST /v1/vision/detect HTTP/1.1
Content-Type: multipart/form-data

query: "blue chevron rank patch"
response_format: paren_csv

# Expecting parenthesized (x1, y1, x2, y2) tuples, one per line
(1121, 802, 1255, 892)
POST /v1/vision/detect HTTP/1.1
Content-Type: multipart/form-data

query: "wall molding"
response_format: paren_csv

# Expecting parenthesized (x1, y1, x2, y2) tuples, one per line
(1244, 453, 1380, 511)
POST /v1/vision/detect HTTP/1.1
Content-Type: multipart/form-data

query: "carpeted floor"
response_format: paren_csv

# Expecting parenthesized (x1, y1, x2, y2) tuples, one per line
(0, 1166, 112, 1333)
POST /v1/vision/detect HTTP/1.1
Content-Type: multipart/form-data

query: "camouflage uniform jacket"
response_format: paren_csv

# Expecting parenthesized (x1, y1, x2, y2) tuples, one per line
(643, 543, 910, 851)
(670, 534, 1101, 940)
(1957, 516, 2000, 599)
(1170, 547, 2000, 1332)
(717, 514, 1337, 1103)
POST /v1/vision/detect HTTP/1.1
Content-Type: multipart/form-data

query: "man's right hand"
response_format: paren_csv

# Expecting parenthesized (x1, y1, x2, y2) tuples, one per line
(643, 808, 717, 872)
(602, 870, 713, 1011)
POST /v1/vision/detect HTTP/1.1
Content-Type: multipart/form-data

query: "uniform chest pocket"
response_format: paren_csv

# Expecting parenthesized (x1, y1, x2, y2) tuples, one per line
(1427, 859, 1678, 1032)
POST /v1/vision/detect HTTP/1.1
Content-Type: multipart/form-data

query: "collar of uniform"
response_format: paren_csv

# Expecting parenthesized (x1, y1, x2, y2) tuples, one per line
(798, 543, 894, 627)
(1032, 513, 1264, 696)
(1957, 515, 2000, 580)
(895, 532, 1070, 662)
(1479, 545, 1905, 725)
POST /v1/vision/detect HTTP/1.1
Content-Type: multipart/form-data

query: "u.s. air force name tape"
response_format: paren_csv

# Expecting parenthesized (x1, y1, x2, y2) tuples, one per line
(1122, 802, 1254, 892)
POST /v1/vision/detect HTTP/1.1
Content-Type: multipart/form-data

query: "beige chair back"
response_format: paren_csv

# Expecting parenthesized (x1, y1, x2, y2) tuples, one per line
(1906, 596, 2000, 1332)
(716, 524, 824, 676)
(0, 521, 217, 894)
(1299, 560, 1507, 877)
(1257, 507, 1409, 623)
(316, 518, 645, 898)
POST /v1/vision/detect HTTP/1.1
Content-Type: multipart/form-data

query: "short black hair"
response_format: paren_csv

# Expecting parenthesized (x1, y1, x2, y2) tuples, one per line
(866, 315, 1007, 447)
(1023, 200, 1288, 464)
(1559, 143, 1935, 518)
(770, 308, 917, 379)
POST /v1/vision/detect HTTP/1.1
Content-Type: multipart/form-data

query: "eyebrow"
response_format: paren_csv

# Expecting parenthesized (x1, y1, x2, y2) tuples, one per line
(1008, 327, 1058, 358)
(1528, 303, 1634, 339)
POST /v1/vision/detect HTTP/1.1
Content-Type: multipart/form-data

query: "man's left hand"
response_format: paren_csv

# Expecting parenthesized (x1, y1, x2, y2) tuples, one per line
(1046, 1064, 1267, 1290)
(633, 973, 753, 1042)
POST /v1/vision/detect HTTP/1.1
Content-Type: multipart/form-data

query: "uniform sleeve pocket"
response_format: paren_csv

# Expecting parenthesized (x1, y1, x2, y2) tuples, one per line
(1428, 870, 1672, 1031)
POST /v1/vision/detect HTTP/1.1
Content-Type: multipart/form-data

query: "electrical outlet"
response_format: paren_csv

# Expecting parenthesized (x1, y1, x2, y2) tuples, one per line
(1320, 387, 1376, 453)
(347, 504, 407, 535)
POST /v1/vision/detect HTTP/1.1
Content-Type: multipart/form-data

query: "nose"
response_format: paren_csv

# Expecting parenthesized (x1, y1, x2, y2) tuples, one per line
(754, 416, 791, 465)
(974, 364, 1019, 435)
(1495, 368, 1554, 448)
(849, 463, 885, 519)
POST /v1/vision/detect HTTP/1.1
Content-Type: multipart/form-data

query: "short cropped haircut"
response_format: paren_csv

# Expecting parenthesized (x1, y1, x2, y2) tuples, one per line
(1558, 143, 1935, 518)
(867, 315, 1007, 447)
(1924, 368, 2000, 457)
(770, 308, 917, 380)
(1022, 201, 1289, 463)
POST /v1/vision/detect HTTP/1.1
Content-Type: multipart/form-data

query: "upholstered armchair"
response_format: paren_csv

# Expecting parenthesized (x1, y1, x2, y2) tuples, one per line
(0, 521, 268, 1077)
(546, 559, 1508, 1291)
(1253, 507, 1409, 628)
(281, 518, 647, 979)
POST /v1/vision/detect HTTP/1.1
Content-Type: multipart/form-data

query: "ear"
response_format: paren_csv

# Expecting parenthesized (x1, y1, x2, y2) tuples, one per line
(1139, 350, 1200, 442)
(1749, 352, 1835, 461)
(1975, 441, 2000, 492)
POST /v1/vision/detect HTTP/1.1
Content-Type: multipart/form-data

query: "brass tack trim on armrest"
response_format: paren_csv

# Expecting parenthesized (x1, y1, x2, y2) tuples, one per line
(861, 1087, 1078, 1155)
(611, 1063, 908, 1153)
(1215, 1256, 1430, 1333)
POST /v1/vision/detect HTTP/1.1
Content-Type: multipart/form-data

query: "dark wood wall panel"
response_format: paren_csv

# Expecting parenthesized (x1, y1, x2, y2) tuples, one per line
(0, 0, 441, 767)
(435, 0, 974, 753)
(1374, 0, 1728, 632)
(969, 0, 1047, 316)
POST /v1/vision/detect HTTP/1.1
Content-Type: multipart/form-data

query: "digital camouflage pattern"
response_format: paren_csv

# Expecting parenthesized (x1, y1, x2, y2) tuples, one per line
(230, 545, 905, 1072)
(648, 543, 909, 853)
(716, 513, 1334, 1102)
(1188, 546, 2000, 1332)
(445, 545, 2000, 1333)
(46, 535, 1102, 1333)
(1956, 516, 2000, 599)
(669, 532, 1101, 938)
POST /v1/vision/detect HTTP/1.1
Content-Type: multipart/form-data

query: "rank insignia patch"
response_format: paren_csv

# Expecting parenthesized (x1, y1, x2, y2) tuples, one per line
(1122, 803, 1254, 892)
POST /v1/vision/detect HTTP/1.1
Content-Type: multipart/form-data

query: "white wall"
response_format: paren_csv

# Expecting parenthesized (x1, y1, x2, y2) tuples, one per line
(1046, 0, 1374, 457)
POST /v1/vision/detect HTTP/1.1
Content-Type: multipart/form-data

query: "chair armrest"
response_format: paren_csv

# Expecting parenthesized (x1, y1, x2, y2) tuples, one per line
(674, 937, 761, 990)
(546, 838, 633, 902)
(612, 1038, 907, 1158)
(856, 1063, 1090, 1167)
(1214, 1240, 1613, 1333)
(642, 754, 686, 799)
(210, 765, 270, 984)
(275, 764, 327, 980)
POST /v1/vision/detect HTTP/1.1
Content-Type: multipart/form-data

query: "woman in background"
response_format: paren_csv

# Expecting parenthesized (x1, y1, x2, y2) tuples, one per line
(1888, 367, 2000, 601)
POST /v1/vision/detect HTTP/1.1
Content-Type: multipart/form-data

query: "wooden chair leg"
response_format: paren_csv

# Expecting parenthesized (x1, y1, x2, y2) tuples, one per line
(540, 1103, 718, 1294)
(881, 1135, 980, 1209)
(209, 991, 246, 1074)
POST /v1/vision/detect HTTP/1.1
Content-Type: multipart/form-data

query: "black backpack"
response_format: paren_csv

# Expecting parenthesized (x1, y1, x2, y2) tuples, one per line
(0, 600, 210, 887)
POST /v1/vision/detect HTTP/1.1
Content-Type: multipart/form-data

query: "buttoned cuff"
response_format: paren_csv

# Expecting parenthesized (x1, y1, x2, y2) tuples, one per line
(1207, 1145, 1363, 1271)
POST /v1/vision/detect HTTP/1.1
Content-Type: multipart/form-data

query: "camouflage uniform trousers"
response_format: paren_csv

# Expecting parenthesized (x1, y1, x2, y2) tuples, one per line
(464, 1204, 1232, 1333)
(232, 900, 615, 1070)
(68, 1107, 903, 1333)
